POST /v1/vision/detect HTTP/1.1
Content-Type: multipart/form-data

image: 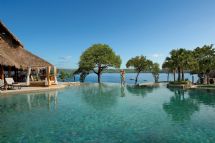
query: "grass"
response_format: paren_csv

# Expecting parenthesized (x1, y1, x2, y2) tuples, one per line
(169, 81, 189, 85)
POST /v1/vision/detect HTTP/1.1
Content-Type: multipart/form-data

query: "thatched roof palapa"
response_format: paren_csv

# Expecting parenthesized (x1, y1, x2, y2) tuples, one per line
(0, 20, 53, 68)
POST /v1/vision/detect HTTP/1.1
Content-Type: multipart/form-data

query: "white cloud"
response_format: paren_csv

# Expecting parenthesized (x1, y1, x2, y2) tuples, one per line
(59, 56, 72, 62)
(56, 56, 73, 68)
(149, 53, 165, 68)
(152, 53, 162, 58)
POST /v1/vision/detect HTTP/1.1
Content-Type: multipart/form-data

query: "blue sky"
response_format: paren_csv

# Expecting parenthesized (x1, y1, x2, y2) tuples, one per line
(1, 0, 215, 68)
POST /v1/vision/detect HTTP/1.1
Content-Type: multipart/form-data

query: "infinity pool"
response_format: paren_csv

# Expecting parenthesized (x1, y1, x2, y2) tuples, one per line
(0, 83, 215, 143)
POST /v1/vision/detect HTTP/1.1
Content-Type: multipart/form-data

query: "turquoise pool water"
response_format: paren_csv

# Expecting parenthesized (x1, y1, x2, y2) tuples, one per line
(0, 83, 215, 143)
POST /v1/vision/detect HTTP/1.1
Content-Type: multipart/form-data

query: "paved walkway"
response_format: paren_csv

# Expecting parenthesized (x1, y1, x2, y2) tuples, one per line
(0, 82, 81, 95)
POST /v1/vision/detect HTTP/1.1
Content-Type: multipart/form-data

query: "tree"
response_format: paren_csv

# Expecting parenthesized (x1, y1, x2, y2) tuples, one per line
(162, 58, 170, 81)
(165, 48, 194, 82)
(162, 57, 177, 82)
(163, 45, 215, 84)
(169, 49, 187, 81)
(59, 70, 71, 81)
(78, 44, 121, 83)
(151, 63, 160, 83)
(192, 44, 215, 84)
(126, 56, 152, 84)
(179, 49, 195, 81)
(73, 67, 90, 82)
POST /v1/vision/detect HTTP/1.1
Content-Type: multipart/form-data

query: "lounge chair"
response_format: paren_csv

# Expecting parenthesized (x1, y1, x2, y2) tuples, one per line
(0, 79, 5, 90)
(5, 78, 21, 90)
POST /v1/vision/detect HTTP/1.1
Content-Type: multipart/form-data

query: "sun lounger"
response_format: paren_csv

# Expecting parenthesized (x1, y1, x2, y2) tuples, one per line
(5, 78, 22, 90)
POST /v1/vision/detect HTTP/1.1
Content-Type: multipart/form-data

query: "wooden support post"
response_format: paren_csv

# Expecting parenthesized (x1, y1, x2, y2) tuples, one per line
(54, 66, 57, 77)
(47, 66, 51, 86)
(15, 68, 18, 82)
(53, 66, 58, 85)
(36, 67, 40, 79)
(0, 65, 4, 80)
(8, 66, 11, 77)
(26, 67, 31, 86)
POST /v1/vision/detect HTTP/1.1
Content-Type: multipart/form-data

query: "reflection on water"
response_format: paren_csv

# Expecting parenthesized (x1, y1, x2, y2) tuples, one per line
(120, 86, 126, 97)
(163, 88, 215, 122)
(0, 91, 58, 113)
(47, 91, 58, 111)
(188, 89, 215, 106)
(1, 84, 215, 142)
(163, 88, 199, 122)
(80, 83, 119, 109)
(126, 85, 158, 97)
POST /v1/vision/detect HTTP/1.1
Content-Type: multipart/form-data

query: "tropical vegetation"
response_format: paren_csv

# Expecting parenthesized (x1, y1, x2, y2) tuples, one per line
(60, 43, 215, 85)
(75, 44, 121, 83)
(59, 70, 73, 81)
(151, 63, 160, 83)
(126, 56, 160, 84)
(162, 44, 215, 84)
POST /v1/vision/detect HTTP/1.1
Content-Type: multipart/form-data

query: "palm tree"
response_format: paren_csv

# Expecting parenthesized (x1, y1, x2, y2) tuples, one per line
(164, 45, 215, 84)
(169, 49, 181, 81)
(162, 58, 171, 82)
(169, 48, 193, 81)
(162, 57, 177, 82)
(179, 49, 194, 81)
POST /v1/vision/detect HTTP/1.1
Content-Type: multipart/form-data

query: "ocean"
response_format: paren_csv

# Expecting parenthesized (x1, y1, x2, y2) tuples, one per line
(70, 73, 198, 84)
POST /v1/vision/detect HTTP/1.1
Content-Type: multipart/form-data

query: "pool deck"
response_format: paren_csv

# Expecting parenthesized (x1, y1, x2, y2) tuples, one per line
(0, 82, 81, 95)
(167, 83, 215, 90)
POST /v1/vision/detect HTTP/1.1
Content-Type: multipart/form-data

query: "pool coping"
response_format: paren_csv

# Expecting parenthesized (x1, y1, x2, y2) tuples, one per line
(2, 82, 215, 95)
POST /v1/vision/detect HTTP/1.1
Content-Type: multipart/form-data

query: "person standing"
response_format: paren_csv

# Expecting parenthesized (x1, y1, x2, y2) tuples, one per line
(120, 69, 125, 86)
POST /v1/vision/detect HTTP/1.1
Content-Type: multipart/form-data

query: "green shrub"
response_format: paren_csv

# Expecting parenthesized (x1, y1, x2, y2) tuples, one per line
(169, 81, 189, 85)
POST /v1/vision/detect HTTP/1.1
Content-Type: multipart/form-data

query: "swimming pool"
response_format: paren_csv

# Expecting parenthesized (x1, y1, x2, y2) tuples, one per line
(0, 83, 215, 143)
